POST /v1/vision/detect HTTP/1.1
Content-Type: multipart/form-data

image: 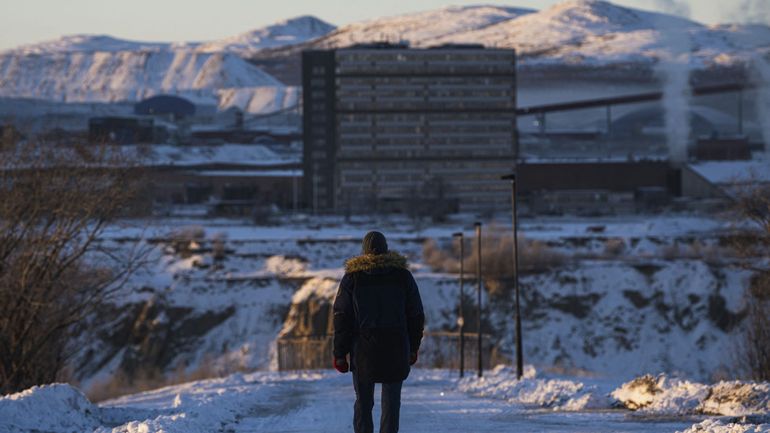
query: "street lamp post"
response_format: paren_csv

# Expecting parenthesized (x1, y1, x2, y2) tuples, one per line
(501, 173, 523, 379)
(453, 232, 465, 378)
(474, 222, 483, 378)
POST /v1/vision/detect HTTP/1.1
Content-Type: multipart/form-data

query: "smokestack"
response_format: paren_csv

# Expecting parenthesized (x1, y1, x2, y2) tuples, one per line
(750, 52, 770, 157)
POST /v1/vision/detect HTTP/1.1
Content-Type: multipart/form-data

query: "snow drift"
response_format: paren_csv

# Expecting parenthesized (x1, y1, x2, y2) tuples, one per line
(0, 383, 101, 432)
(679, 419, 770, 433)
(458, 364, 612, 410)
(613, 374, 770, 416)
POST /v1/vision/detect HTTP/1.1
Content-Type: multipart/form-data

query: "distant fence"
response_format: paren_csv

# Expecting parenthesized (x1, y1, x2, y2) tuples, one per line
(276, 336, 334, 371)
(276, 332, 501, 371)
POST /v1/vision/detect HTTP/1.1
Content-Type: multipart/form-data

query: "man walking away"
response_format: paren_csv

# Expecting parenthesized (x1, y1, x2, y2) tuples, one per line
(332, 231, 425, 433)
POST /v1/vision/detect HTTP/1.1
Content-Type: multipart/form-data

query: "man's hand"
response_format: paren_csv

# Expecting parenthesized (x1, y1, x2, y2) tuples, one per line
(333, 357, 349, 373)
(409, 351, 418, 366)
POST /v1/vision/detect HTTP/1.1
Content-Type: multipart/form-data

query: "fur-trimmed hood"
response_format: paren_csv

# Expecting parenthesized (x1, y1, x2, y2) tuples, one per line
(344, 251, 408, 273)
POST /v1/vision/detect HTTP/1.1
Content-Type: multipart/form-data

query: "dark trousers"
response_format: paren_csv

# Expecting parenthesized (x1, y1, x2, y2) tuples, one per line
(353, 374, 403, 433)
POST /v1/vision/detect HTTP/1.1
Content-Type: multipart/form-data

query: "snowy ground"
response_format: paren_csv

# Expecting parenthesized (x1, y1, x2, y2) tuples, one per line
(7, 368, 767, 433)
(61, 211, 761, 393)
(3, 212, 767, 432)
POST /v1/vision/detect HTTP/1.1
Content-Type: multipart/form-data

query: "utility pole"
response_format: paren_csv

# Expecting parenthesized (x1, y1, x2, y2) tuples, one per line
(474, 222, 483, 378)
(501, 173, 524, 379)
(453, 232, 465, 378)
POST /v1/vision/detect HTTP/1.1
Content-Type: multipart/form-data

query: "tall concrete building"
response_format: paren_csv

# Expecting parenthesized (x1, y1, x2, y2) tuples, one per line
(302, 43, 517, 214)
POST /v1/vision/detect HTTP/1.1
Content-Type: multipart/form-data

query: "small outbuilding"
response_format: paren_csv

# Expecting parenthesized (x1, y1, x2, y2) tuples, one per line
(134, 95, 196, 120)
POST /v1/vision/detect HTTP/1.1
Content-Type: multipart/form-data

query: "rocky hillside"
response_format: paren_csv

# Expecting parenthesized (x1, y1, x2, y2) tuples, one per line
(70, 215, 761, 397)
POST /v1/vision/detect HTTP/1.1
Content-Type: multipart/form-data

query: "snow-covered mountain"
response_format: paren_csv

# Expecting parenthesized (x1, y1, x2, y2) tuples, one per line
(3, 0, 770, 106)
(6, 34, 182, 55)
(0, 50, 281, 104)
(197, 16, 334, 54)
(0, 15, 332, 107)
(2, 16, 334, 56)
(292, 0, 770, 68)
(433, 0, 770, 67)
(434, 0, 701, 63)
(308, 5, 534, 48)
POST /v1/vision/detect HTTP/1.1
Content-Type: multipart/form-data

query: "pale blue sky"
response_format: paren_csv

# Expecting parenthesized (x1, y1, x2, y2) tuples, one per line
(0, 0, 762, 51)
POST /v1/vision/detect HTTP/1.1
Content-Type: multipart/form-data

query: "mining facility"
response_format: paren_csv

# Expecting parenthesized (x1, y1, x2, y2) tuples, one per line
(302, 42, 764, 216)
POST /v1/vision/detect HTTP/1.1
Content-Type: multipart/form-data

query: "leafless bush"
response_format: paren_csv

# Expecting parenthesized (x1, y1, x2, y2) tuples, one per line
(422, 231, 566, 277)
(658, 240, 729, 264)
(167, 225, 206, 257)
(0, 139, 145, 394)
(603, 238, 626, 257)
(743, 295, 770, 381)
(733, 184, 770, 381)
(86, 354, 243, 402)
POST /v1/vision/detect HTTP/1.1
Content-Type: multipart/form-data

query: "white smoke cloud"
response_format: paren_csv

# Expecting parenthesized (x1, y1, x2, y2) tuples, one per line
(731, 0, 770, 25)
(651, 0, 693, 162)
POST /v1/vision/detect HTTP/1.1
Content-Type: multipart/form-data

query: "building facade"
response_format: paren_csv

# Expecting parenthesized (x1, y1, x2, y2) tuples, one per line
(302, 44, 517, 213)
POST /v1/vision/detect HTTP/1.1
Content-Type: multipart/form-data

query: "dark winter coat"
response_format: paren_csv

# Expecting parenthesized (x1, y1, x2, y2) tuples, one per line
(333, 251, 425, 383)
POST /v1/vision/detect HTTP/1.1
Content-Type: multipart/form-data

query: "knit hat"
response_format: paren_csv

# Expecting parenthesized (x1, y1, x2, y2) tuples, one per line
(362, 231, 388, 255)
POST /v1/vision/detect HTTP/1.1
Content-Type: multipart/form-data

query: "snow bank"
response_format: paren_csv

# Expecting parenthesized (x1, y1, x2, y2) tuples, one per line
(679, 418, 770, 433)
(265, 255, 308, 278)
(457, 365, 611, 410)
(701, 382, 770, 416)
(290, 276, 338, 304)
(611, 374, 709, 414)
(0, 383, 101, 432)
(97, 373, 252, 433)
(613, 374, 770, 416)
(97, 371, 326, 433)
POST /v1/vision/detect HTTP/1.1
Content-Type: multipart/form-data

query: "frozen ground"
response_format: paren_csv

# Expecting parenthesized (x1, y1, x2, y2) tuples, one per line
(65, 212, 759, 390)
(6, 368, 768, 433)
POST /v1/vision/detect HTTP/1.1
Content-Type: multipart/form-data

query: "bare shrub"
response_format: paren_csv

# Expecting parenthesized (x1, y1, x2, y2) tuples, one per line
(733, 184, 770, 381)
(660, 243, 682, 261)
(86, 354, 243, 402)
(0, 140, 145, 394)
(167, 225, 206, 257)
(743, 296, 770, 381)
(658, 240, 730, 263)
(422, 231, 566, 277)
(211, 232, 228, 263)
(603, 238, 626, 257)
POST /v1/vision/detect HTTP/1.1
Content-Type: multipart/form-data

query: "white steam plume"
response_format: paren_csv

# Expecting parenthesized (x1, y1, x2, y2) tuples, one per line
(731, 0, 770, 25)
(652, 0, 693, 163)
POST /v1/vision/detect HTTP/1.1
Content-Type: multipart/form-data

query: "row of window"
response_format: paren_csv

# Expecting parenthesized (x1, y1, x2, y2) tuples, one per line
(337, 113, 516, 122)
(335, 101, 515, 110)
(336, 77, 514, 87)
(338, 136, 513, 145)
(338, 51, 512, 60)
(336, 90, 514, 99)
(338, 125, 513, 134)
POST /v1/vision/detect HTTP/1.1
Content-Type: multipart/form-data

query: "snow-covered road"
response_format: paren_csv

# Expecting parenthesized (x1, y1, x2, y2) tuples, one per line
(5, 369, 766, 432)
(227, 372, 695, 433)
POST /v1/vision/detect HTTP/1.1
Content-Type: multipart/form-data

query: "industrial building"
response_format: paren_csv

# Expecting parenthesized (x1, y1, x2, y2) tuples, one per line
(302, 43, 517, 214)
(134, 95, 196, 120)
